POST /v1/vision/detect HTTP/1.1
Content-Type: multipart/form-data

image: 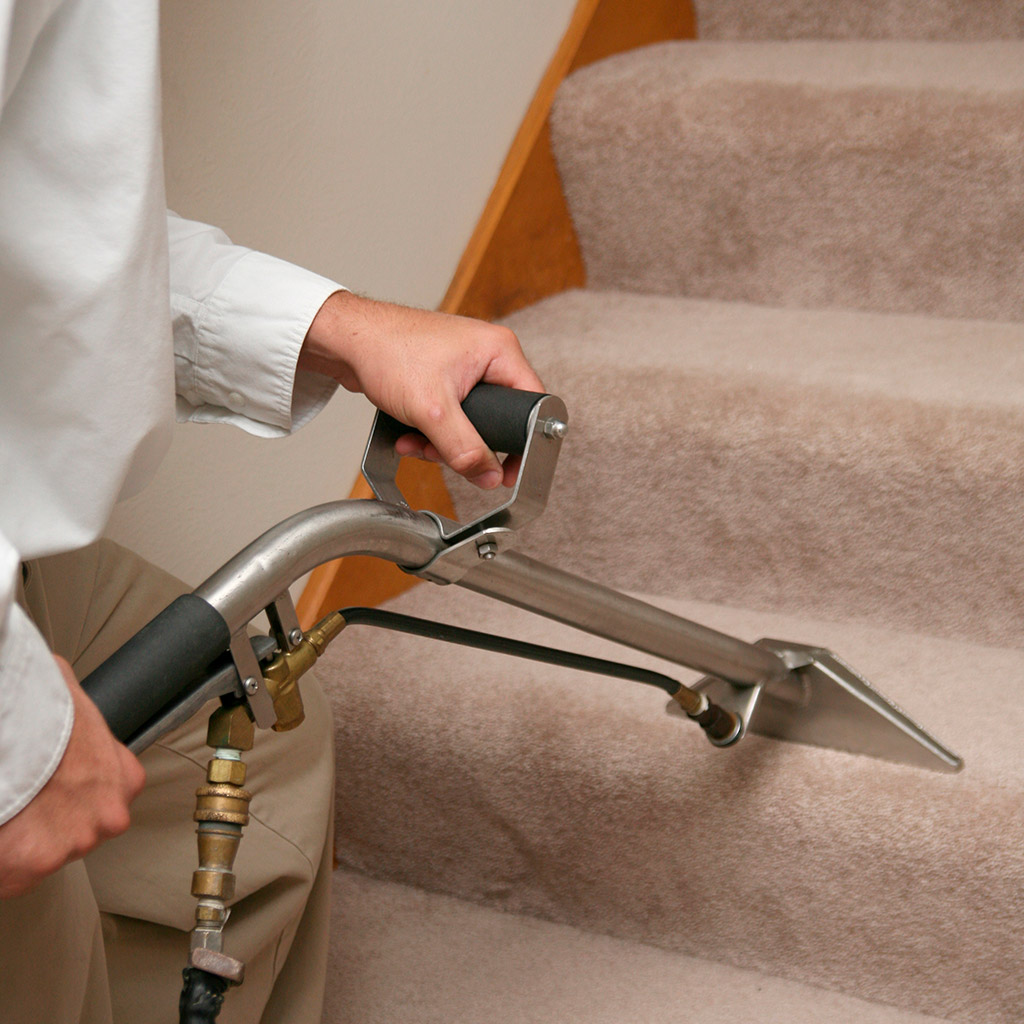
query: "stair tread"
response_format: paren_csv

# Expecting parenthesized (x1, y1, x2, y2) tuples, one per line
(506, 288, 1024, 409)
(330, 580, 1021, 790)
(326, 869, 951, 1023)
(322, 582, 1023, 1022)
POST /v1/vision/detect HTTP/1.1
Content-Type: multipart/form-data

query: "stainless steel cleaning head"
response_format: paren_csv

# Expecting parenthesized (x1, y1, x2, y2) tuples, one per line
(672, 639, 962, 772)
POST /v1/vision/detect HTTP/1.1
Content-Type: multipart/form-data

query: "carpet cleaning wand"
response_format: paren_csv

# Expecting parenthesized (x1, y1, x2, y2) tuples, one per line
(81, 385, 961, 1021)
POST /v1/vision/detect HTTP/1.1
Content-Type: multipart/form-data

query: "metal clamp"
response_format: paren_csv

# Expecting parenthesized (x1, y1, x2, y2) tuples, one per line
(226, 592, 305, 731)
(361, 393, 569, 582)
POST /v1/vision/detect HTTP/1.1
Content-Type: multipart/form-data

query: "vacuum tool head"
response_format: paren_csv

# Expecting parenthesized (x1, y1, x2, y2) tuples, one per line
(671, 638, 963, 773)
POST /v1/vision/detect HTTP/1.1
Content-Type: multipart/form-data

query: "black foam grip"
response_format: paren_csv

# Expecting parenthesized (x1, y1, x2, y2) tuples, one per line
(460, 384, 546, 456)
(81, 594, 232, 743)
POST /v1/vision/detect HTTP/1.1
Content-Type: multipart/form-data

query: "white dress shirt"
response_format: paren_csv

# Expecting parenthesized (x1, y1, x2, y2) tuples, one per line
(0, 0, 342, 823)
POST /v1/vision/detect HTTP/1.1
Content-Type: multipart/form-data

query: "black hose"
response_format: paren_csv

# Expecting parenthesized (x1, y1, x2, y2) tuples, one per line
(337, 606, 684, 697)
(334, 607, 742, 739)
(179, 968, 228, 1024)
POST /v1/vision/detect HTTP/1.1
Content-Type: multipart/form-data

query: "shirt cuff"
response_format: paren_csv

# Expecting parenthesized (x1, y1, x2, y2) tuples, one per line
(0, 602, 74, 825)
(175, 252, 341, 437)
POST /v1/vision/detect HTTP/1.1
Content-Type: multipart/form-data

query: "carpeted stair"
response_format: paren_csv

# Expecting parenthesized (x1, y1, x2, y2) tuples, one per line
(320, 5, 1024, 1022)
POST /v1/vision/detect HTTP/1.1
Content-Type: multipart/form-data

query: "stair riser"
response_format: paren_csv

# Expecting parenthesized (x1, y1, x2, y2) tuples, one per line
(693, 0, 1024, 40)
(553, 69, 1024, 321)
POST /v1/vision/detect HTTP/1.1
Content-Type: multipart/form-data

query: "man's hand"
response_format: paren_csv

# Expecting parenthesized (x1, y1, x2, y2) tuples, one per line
(0, 657, 145, 899)
(299, 292, 545, 489)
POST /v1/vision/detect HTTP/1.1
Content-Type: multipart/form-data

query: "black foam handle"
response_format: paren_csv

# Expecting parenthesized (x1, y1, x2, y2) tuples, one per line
(460, 384, 546, 456)
(81, 594, 232, 743)
(381, 385, 545, 456)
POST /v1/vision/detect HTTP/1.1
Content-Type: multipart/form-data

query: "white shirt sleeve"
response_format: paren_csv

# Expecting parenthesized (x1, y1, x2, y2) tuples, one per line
(168, 212, 343, 437)
(0, 540, 73, 826)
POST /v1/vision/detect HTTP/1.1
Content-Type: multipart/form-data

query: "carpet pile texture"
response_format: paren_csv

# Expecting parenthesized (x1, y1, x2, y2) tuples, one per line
(321, 5, 1024, 1021)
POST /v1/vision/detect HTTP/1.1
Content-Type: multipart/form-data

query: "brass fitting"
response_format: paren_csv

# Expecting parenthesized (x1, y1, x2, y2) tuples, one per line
(260, 612, 347, 733)
(194, 783, 251, 827)
(260, 644, 313, 732)
(208, 757, 247, 787)
(305, 612, 346, 655)
(206, 705, 255, 751)
(671, 685, 706, 717)
(192, 784, 250, 902)
(189, 738, 252, 966)
(185, 614, 349, 984)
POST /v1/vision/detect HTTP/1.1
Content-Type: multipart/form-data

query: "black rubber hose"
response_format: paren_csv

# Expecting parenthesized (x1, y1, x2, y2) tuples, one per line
(334, 607, 741, 741)
(179, 968, 228, 1024)
(337, 606, 684, 697)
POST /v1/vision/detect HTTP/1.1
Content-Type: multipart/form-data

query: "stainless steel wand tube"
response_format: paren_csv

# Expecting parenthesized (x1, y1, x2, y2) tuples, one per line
(456, 552, 786, 688)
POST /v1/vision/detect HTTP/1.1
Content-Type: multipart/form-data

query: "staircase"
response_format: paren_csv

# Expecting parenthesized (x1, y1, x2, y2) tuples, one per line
(319, 5, 1024, 1021)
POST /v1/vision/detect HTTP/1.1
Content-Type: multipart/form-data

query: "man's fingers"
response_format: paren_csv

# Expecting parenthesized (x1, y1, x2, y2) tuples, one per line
(499, 454, 522, 487)
(486, 363, 545, 395)
(417, 403, 504, 489)
(394, 421, 501, 488)
(396, 380, 541, 488)
(117, 746, 146, 807)
(394, 433, 435, 461)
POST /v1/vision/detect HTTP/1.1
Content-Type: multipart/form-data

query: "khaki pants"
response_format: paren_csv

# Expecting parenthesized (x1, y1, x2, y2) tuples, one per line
(2, 540, 335, 1024)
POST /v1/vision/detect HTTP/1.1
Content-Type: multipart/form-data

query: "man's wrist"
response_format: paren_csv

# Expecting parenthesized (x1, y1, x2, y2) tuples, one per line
(298, 289, 361, 387)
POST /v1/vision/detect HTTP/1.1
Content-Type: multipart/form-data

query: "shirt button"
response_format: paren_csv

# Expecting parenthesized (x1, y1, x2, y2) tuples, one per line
(227, 391, 246, 411)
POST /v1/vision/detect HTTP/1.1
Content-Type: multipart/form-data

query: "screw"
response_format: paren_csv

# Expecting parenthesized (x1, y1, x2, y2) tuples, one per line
(243, 677, 260, 695)
(288, 628, 304, 647)
(476, 540, 498, 560)
(542, 418, 568, 440)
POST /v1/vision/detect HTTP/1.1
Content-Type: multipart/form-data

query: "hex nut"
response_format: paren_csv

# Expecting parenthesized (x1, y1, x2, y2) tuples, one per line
(207, 758, 247, 786)
(191, 869, 235, 901)
(206, 706, 255, 751)
(194, 904, 227, 924)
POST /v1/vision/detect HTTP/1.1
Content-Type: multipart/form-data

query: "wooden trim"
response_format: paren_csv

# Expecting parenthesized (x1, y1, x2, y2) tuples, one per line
(440, 0, 603, 318)
(442, 0, 695, 321)
(298, 0, 695, 626)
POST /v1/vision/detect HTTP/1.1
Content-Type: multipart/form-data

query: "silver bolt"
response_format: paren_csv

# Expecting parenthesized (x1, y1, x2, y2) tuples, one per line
(542, 418, 568, 440)
(243, 677, 260, 695)
(476, 540, 498, 560)
(288, 628, 304, 647)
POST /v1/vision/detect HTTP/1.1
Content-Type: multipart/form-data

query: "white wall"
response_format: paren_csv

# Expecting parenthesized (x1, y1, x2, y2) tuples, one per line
(105, 0, 577, 586)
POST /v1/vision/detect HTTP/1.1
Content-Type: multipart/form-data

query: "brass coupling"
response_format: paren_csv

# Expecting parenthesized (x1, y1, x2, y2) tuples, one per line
(673, 688, 743, 746)
(305, 611, 347, 656)
(191, 762, 251, 903)
(183, 614, 350, 987)
(260, 612, 347, 732)
(189, 740, 253, 970)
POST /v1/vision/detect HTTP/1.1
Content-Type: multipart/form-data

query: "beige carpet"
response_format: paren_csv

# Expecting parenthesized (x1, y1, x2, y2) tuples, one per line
(320, 9, 1023, 1023)
(447, 290, 1024, 650)
(551, 42, 1024, 322)
(692, 0, 1024, 41)
(325, 870, 952, 1023)
(323, 583, 1022, 1023)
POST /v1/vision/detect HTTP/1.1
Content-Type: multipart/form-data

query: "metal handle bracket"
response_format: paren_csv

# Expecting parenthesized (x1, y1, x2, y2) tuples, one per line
(361, 392, 569, 582)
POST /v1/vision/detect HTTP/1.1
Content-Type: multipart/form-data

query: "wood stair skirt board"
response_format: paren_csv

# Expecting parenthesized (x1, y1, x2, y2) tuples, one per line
(297, 0, 695, 627)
